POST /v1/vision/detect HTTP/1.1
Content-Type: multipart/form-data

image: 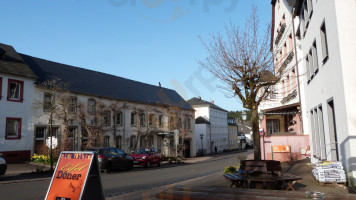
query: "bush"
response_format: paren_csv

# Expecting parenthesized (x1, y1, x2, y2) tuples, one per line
(31, 154, 57, 165)
(224, 165, 238, 174)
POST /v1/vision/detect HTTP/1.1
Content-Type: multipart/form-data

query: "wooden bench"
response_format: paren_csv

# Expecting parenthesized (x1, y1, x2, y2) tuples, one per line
(272, 145, 292, 161)
(155, 186, 356, 200)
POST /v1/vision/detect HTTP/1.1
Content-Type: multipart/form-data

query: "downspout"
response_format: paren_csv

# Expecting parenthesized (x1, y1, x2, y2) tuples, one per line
(291, 7, 304, 133)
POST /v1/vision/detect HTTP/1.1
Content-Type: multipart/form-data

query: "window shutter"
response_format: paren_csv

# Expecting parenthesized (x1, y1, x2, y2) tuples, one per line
(312, 43, 318, 72)
(305, 56, 310, 81)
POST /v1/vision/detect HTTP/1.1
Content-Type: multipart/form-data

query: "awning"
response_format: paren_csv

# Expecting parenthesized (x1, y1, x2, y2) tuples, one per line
(265, 111, 298, 115)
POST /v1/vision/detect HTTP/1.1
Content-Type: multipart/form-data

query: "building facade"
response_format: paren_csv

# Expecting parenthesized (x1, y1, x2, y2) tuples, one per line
(188, 97, 228, 154)
(228, 117, 238, 150)
(258, 0, 310, 161)
(0, 43, 197, 161)
(294, 0, 356, 184)
(0, 44, 38, 162)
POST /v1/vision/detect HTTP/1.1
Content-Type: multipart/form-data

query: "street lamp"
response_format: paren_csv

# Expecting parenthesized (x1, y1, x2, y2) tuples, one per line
(258, 112, 264, 120)
(199, 134, 204, 155)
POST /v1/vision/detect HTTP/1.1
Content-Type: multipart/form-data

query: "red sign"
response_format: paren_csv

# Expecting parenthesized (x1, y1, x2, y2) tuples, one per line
(45, 152, 93, 200)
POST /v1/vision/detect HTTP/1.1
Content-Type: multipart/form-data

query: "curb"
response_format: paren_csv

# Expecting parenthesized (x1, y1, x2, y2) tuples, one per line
(0, 177, 51, 185)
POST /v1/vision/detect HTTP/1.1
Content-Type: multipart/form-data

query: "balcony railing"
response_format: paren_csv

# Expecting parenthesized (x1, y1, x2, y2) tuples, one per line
(281, 89, 297, 104)
(280, 51, 294, 71)
(274, 23, 286, 45)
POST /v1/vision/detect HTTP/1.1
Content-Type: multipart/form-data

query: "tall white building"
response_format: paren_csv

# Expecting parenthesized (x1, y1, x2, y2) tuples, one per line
(188, 97, 228, 154)
(293, 0, 356, 184)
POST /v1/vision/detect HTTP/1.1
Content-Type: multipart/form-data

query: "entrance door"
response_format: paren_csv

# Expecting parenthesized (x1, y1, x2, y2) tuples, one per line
(184, 139, 191, 158)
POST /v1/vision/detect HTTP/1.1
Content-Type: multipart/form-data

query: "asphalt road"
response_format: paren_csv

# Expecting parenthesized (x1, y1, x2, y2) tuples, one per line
(0, 150, 251, 200)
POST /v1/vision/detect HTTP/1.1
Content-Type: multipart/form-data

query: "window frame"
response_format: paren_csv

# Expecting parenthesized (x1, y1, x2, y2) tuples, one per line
(116, 112, 122, 126)
(68, 96, 78, 114)
(5, 117, 22, 140)
(7, 79, 24, 102)
(320, 21, 329, 64)
(131, 112, 136, 126)
(88, 98, 96, 114)
(266, 119, 280, 134)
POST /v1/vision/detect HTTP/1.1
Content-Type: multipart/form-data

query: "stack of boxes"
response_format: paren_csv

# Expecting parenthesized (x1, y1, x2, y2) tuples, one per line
(312, 162, 346, 183)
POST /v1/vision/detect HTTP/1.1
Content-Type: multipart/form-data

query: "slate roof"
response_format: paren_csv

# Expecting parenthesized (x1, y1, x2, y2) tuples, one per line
(187, 97, 228, 112)
(0, 43, 37, 79)
(195, 116, 210, 124)
(19, 53, 194, 111)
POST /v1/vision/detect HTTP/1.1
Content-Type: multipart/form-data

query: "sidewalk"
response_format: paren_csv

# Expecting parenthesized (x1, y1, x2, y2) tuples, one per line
(108, 156, 353, 199)
(0, 162, 52, 184)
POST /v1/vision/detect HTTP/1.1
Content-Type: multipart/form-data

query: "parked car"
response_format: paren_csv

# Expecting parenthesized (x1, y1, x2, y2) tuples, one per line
(88, 147, 133, 173)
(130, 148, 162, 168)
(0, 156, 7, 175)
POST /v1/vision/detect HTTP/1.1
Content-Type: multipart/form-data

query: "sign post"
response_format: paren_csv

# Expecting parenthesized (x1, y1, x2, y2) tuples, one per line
(45, 151, 104, 200)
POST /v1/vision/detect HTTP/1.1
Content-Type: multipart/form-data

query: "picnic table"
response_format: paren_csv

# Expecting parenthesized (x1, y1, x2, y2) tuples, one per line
(155, 186, 356, 200)
(224, 160, 302, 191)
(224, 172, 302, 190)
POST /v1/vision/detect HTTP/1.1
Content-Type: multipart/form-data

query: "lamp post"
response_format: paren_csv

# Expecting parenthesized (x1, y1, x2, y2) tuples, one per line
(199, 134, 204, 155)
(258, 112, 265, 160)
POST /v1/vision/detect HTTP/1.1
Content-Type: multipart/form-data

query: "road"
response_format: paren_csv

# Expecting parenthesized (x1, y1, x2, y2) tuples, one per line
(0, 150, 251, 200)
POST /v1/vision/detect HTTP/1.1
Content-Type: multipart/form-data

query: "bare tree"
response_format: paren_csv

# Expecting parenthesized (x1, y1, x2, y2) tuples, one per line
(199, 7, 285, 160)
(34, 77, 73, 171)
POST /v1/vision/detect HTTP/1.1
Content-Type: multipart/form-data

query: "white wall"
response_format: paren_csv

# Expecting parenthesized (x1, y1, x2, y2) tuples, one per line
(0, 74, 35, 154)
(299, 0, 356, 184)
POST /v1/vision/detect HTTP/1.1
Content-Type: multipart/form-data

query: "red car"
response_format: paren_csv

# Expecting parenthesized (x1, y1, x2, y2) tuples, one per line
(130, 148, 162, 168)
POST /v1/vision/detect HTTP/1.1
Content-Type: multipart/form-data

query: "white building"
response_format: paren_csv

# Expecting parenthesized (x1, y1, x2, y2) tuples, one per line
(188, 97, 228, 154)
(293, 0, 356, 184)
(1, 43, 197, 160)
(0, 43, 37, 162)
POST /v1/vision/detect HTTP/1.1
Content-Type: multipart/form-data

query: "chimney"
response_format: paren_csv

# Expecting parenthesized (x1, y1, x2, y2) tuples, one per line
(198, 96, 201, 100)
(158, 82, 161, 87)
(211, 100, 214, 104)
(0, 48, 5, 60)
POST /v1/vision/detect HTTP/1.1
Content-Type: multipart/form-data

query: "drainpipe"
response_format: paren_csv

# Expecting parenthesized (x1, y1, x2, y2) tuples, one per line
(291, 8, 304, 134)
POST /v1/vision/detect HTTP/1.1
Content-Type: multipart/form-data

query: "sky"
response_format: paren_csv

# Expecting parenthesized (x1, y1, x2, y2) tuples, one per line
(1, 0, 271, 112)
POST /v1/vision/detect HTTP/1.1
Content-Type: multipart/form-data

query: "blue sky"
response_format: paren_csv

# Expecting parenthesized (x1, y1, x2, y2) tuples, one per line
(1, 0, 271, 111)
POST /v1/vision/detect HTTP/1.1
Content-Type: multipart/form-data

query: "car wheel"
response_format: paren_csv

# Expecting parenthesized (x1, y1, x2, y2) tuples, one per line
(127, 161, 133, 171)
(145, 160, 150, 168)
(158, 160, 162, 167)
(106, 162, 112, 173)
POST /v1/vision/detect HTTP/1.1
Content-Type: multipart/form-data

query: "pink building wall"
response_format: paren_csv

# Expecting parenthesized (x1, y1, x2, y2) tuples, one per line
(260, 135, 309, 162)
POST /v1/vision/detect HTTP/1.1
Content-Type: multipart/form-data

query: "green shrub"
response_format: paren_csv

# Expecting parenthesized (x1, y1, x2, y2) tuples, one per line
(224, 165, 238, 174)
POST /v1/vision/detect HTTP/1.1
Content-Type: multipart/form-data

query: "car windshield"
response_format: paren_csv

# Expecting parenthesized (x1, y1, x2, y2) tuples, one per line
(135, 148, 150, 154)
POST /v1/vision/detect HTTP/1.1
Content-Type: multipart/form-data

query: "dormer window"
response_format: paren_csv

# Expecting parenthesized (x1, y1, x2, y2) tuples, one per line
(7, 79, 24, 102)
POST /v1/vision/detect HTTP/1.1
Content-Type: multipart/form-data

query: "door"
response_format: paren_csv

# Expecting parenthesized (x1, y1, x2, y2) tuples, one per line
(184, 139, 191, 158)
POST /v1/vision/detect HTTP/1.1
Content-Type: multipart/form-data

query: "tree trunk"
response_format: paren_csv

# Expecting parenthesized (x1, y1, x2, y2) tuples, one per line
(251, 107, 261, 160)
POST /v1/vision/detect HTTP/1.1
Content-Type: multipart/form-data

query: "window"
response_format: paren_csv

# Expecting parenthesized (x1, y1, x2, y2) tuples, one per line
(43, 93, 52, 112)
(104, 136, 110, 147)
(159, 115, 163, 127)
(149, 114, 153, 126)
(320, 22, 329, 62)
(7, 79, 24, 102)
(312, 41, 319, 74)
(88, 98, 96, 114)
(131, 112, 136, 126)
(140, 135, 145, 147)
(35, 127, 47, 140)
(283, 42, 287, 59)
(81, 127, 89, 150)
(6, 118, 22, 139)
(68, 127, 77, 151)
(140, 113, 145, 126)
(169, 116, 174, 129)
(308, 52, 313, 80)
(178, 118, 182, 128)
(187, 118, 191, 130)
(116, 136, 122, 149)
(292, 68, 297, 90)
(103, 112, 111, 126)
(116, 112, 122, 126)
(282, 80, 285, 98)
(130, 135, 136, 149)
(289, 34, 293, 52)
(148, 136, 153, 147)
(68, 97, 77, 114)
(267, 119, 279, 134)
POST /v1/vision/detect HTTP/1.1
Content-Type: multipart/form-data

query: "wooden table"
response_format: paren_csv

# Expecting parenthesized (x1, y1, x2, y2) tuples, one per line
(224, 173, 302, 191)
(155, 186, 356, 200)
